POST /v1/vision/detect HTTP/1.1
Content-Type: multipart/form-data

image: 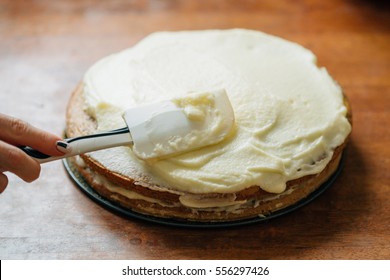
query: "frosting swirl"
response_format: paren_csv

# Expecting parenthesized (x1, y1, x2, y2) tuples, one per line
(83, 29, 351, 194)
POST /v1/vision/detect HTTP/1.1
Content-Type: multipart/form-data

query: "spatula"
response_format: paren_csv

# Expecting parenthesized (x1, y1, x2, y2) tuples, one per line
(21, 89, 235, 163)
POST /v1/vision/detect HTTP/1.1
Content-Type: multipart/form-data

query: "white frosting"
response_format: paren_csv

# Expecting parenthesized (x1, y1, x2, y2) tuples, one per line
(82, 29, 351, 194)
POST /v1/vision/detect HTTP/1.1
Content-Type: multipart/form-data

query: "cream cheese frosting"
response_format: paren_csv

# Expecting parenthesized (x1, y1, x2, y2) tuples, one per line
(82, 29, 351, 194)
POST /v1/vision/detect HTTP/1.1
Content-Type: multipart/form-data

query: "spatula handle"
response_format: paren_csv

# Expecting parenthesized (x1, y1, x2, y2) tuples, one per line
(20, 127, 133, 163)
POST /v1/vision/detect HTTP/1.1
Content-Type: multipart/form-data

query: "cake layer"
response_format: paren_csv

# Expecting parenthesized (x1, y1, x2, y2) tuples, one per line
(66, 82, 350, 221)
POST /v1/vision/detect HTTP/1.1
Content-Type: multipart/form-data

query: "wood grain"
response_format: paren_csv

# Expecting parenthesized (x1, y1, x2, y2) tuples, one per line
(0, 0, 389, 259)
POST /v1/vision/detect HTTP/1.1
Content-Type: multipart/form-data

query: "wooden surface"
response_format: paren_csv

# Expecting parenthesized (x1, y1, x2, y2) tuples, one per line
(0, 0, 389, 260)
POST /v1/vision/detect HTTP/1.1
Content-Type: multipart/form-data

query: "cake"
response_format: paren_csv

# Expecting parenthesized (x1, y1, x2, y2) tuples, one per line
(66, 29, 352, 222)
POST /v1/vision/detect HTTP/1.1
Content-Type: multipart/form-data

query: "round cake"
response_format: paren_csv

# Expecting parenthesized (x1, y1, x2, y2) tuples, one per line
(66, 29, 352, 222)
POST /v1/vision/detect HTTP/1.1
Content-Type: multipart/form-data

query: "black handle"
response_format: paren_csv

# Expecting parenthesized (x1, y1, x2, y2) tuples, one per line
(20, 146, 51, 160)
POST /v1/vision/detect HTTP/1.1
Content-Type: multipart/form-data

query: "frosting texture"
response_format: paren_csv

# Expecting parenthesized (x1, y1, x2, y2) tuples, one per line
(83, 29, 351, 194)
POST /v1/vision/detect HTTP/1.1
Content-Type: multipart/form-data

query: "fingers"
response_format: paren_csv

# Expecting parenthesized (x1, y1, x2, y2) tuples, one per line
(0, 113, 63, 156)
(0, 173, 8, 193)
(0, 114, 64, 193)
(0, 140, 41, 183)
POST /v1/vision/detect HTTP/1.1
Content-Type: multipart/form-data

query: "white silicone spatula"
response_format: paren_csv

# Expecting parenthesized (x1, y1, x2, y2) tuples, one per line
(21, 89, 235, 163)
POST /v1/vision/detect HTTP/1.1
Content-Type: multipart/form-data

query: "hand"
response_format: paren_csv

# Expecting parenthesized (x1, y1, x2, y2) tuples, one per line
(0, 113, 65, 193)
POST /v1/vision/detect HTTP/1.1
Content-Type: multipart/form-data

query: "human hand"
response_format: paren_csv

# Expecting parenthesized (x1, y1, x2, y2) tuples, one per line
(0, 113, 65, 193)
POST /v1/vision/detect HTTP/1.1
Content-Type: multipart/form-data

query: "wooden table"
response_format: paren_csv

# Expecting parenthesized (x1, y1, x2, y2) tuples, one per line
(1, 0, 389, 260)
